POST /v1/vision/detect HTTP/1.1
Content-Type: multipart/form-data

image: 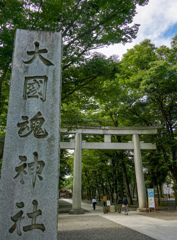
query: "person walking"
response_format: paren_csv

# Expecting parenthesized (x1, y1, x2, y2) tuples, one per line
(168, 192, 170, 199)
(123, 197, 128, 215)
(92, 198, 97, 210)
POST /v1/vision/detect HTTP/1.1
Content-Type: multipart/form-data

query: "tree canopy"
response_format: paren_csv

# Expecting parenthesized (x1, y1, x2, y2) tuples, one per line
(72, 36, 177, 205)
(0, 0, 149, 108)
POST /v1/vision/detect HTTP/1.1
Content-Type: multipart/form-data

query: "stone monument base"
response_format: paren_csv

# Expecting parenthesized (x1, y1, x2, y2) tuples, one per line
(69, 209, 85, 214)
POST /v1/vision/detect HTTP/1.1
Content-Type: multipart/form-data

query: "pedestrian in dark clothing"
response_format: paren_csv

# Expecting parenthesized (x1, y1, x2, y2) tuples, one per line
(123, 197, 128, 215)
(92, 198, 97, 210)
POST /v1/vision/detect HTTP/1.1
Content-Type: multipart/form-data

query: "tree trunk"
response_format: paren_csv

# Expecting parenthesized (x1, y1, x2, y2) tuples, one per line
(173, 179, 177, 209)
(156, 184, 160, 206)
(116, 151, 133, 205)
(97, 188, 101, 202)
(159, 183, 163, 198)
(132, 182, 136, 199)
(101, 178, 105, 196)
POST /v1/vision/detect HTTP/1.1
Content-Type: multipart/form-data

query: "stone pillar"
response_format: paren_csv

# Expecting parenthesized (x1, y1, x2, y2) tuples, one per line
(70, 132, 84, 214)
(0, 29, 62, 239)
(133, 134, 146, 210)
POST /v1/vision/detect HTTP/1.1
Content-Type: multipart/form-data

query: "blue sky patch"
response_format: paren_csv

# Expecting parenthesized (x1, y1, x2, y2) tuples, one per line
(163, 23, 177, 38)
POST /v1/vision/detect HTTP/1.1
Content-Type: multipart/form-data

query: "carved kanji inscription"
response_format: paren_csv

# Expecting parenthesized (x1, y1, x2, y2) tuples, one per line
(9, 200, 45, 236)
(23, 76, 48, 102)
(9, 202, 25, 236)
(23, 200, 45, 232)
(14, 152, 45, 188)
(23, 41, 54, 66)
(17, 112, 48, 138)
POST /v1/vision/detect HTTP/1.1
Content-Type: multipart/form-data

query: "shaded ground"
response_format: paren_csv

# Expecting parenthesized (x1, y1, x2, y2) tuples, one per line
(58, 199, 72, 213)
(58, 199, 88, 213)
(58, 215, 156, 240)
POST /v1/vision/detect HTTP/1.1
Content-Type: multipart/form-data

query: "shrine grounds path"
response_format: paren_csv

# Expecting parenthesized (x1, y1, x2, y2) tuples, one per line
(58, 199, 177, 240)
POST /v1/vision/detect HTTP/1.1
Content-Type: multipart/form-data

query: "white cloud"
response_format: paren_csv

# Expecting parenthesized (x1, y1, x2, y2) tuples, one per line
(96, 0, 177, 59)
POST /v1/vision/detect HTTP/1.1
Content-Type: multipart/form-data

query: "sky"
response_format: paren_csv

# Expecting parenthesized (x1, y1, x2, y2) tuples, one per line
(97, 0, 177, 59)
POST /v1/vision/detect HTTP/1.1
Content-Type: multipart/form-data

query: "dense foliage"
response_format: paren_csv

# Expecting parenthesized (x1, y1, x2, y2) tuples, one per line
(0, 0, 149, 113)
(62, 36, 177, 206)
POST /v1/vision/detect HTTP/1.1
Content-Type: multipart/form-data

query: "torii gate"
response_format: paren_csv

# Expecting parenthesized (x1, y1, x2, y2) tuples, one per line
(60, 126, 160, 213)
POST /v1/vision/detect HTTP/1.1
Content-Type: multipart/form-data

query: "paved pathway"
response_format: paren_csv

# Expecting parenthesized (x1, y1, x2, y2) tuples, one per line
(60, 199, 177, 240)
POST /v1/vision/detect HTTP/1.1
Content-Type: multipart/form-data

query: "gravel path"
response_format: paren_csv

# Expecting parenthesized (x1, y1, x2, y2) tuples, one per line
(58, 215, 155, 240)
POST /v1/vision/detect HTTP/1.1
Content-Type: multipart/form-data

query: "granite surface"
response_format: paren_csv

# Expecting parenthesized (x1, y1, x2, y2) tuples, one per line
(0, 29, 62, 240)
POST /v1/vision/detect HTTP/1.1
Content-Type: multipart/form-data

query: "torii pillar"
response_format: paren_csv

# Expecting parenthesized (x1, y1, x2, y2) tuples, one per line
(69, 132, 84, 214)
(133, 134, 147, 210)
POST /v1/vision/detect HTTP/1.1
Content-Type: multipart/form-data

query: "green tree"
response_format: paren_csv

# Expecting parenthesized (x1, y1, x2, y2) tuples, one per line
(61, 177, 73, 190)
(80, 37, 177, 206)
(59, 36, 177, 205)
(0, 0, 149, 112)
(115, 37, 177, 206)
(143, 150, 168, 204)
